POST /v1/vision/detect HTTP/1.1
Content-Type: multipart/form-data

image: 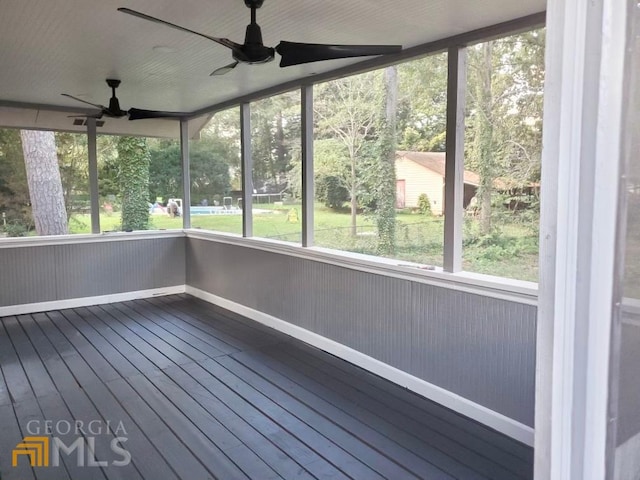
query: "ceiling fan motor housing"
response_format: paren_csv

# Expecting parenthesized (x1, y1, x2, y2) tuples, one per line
(235, 23, 275, 64)
(244, 0, 265, 8)
(104, 79, 127, 117)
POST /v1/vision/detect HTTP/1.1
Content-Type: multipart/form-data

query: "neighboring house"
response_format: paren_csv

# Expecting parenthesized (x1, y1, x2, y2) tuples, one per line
(395, 151, 479, 215)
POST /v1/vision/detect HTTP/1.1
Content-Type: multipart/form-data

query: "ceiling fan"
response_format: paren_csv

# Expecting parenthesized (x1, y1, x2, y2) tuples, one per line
(118, 0, 403, 76)
(62, 79, 189, 121)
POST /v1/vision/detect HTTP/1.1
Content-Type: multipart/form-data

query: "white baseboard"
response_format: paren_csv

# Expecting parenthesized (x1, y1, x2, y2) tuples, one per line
(0, 285, 186, 317)
(186, 286, 535, 446)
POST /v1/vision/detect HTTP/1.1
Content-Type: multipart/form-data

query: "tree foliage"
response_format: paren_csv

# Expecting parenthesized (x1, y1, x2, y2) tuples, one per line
(97, 135, 120, 199)
(471, 42, 496, 234)
(251, 92, 300, 194)
(148, 139, 232, 205)
(316, 175, 349, 209)
(117, 136, 150, 231)
(396, 52, 449, 152)
(148, 140, 182, 202)
(375, 66, 398, 255)
(315, 71, 383, 236)
(55, 133, 89, 218)
(465, 30, 545, 234)
(200, 108, 242, 190)
(0, 129, 31, 230)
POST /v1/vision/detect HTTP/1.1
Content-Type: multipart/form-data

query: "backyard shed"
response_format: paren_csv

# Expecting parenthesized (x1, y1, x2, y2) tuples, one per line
(395, 151, 479, 213)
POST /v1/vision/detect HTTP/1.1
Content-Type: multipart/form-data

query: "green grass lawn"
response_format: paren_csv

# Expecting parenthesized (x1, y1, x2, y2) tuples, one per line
(69, 203, 539, 282)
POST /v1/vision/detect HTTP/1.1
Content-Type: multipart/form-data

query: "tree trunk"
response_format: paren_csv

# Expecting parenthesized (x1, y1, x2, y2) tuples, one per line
(349, 145, 358, 237)
(376, 66, 398, 255)
(350, 188, 358, 237)
(475, 42, 495, 235)
(20, 130, 68, 236)
(480, 187, 492, 233)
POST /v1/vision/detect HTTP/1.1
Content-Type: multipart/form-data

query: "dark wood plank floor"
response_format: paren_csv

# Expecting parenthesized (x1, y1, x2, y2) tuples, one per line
(0, 294, 533, 480)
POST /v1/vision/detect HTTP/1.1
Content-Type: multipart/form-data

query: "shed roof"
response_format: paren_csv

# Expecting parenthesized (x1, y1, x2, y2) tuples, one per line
(396, 151, 481, 186)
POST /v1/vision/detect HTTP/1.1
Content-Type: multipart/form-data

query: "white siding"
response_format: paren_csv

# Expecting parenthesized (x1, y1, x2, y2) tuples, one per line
(395, 158, 445, 214)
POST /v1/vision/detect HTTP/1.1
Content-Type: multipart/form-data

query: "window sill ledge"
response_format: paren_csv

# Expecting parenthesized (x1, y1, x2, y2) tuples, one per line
(0, 229, 185, 248)
(185, 229, 538, 305)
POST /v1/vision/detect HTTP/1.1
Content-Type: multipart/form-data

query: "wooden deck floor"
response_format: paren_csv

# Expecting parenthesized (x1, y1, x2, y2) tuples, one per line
(0, 295, 533, 479)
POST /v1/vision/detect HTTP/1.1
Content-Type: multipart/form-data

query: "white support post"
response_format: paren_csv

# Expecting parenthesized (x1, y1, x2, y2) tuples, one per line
(535, 0, 627, 478)
(301, 86, 314, 247)
(180, 119, 191, 229)
(240, 103, 253, 237)
(443, 46, 466, 272)
(86, 117, 100, 234)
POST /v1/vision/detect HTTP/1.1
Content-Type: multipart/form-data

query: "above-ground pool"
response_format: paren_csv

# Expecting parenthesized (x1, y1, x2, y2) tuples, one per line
(190, 206, 241, 215)
(151, 205, 273, 216)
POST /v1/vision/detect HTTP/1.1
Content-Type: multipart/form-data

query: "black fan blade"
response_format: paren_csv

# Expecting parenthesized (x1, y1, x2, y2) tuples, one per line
(211, 61, 239, 76)
(61, 93, 105, 110)
(118, 8, 241, 52)
(276, 41, 402, 67)
(127, 108, 188, 121)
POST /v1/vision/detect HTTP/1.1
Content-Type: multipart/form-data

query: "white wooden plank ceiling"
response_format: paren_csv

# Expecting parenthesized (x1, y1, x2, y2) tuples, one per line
(0, 0, 545, 135)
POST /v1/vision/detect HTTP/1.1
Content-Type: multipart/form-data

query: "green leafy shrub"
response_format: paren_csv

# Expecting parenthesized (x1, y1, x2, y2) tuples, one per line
(3, 220, 29, 237)
(316, 175, 349, 210)
(463, 215, 538, 264)
(417, 193, 432, 215)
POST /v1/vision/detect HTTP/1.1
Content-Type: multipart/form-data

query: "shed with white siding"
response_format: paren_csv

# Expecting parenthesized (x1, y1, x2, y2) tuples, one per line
(395, 151, 479, 214)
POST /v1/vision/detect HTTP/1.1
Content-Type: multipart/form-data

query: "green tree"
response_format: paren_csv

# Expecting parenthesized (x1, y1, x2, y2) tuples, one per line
(472, 41, 496, 234)
(0, 129, 31, 230)
(375, 66, 398, 255)
(315, 175, 349, 209)
(55, 132, 89, 218)
(251, 92, 301, 194)
(190, 141, 233, 205)
(465, 29, 545, 234)
(200, 108, 242, 190)
(0, 129, 88, 234)
(117, 136, 150, 231)
(397, 52, 449, 152)
(497, 30, 545, 187)
(148, 140, 182, 202)
(148, 139, 233, 205)
(97, 135, 120, 199)
(315, 72, 383, 236)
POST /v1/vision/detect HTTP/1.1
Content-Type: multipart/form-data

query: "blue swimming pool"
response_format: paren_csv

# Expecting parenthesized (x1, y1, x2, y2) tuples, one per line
(189, 206, 241, 215)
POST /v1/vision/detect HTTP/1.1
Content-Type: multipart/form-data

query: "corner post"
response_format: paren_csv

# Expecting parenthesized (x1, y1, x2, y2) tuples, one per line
(86, 117, 100, 234)
(180, 119, 191, 229)
(240, 103, 253, 237)
(301, 86, 314, 247)
(535, 0, 627, 477)
(443, 46, 467, 272)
